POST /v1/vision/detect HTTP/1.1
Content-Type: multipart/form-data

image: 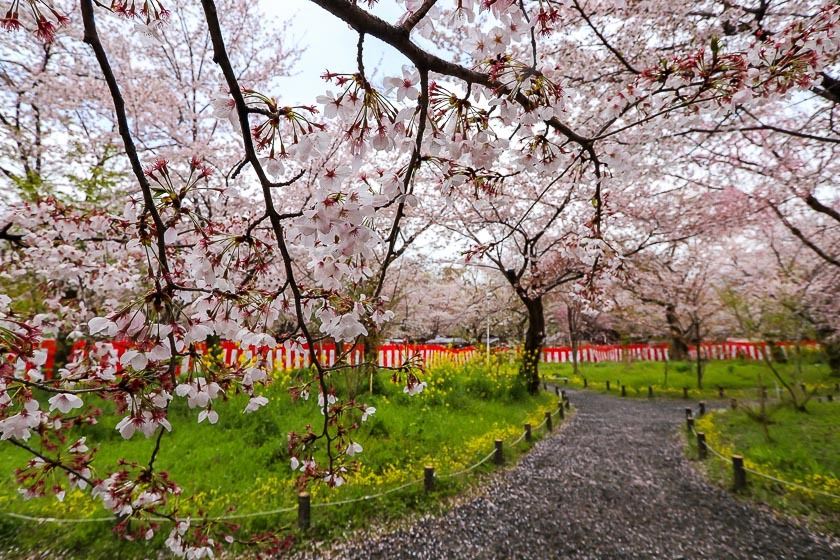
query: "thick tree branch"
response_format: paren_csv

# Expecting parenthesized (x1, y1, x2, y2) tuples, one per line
(768, 204, 840, 269)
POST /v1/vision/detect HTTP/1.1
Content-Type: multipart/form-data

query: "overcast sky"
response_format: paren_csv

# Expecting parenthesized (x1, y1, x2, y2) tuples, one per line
(263, 0, 408, 104)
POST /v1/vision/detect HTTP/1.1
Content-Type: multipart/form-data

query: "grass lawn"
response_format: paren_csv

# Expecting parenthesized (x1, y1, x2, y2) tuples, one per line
(542, 359, 837, 401)
(688, 402, 840, 535)
(0, 357, 559, 559)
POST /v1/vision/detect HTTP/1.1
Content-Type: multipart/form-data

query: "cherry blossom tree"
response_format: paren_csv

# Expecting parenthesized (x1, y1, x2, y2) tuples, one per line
(0, 0, 301, 202)
(1, 0, 838, 555)
(439, 171, 605, 393)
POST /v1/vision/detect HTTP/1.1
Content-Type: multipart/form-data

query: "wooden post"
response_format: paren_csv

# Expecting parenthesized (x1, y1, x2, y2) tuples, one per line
(732, 455, 747, 491)
(524, 423, 532, 443)
(648, 385, 653, 398)
(583, 377, 588, 388)
(828, 394, 834, 402)
(545, 410, 553, 432)
(718, 386, 725, 398)
(606, 380, 610, 391)
(687, 416, 694, 432)
(683, 387, 689, 399)
(298, 492, 311, 530)
(698, 401, 706, 416)
(621, 385, 627, 397)
(424, 466, 435, 493)
(730, 398, 737, 410)
(558, 402, 565, 420)
(564, 377, 568, 385)
(561, 390, 567, 400)
(494, 439, 504, 465)
(555, 386, 560, 396)
(685, 407, 692, 419)
(697, 432, 707, 460)
(564, 397, 571, 410)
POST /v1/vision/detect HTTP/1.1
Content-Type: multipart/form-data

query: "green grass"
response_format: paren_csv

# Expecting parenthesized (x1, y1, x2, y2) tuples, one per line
(687, 402, 840, 535)
(543, 359, 836, 401)
(0, 358, 559, 559)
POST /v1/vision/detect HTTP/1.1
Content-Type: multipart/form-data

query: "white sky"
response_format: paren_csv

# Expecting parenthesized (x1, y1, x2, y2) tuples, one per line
(263, 0, 409, 104)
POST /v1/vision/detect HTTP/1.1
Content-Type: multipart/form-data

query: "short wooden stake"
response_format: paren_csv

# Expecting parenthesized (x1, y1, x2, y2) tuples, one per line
(545, 410, 553, 432)
(685, 407, 693, 420)
(732, 455, 747, 491)
(828, 394, 834, 402)
(718, 386, 725, 398)
(298, 492, 311, 530)
(583, 377, 588, 388)
(606, 380, 611, 391)
(561, 390, 567, 400)
(564, 398, 571, 410)
(730, 398, 737, 410)
(564, 378, 568, 386)
(648, 385, 653, 398)
(555, 386, 560, 396)
(558, 402, 565, 419)
(686, 416, 694, 432)
(683, 387, 689, 399)
(424, 465, 435, 493)
(494, 439, 504, 465)
(698, 401, 706, 416)
(621, 385, 627, 397)
(524, 423, 532, 443)
(697, 432, 707, 460)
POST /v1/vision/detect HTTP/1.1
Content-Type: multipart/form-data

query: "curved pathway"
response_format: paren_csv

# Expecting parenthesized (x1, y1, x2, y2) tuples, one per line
(301, 391, 838, 559)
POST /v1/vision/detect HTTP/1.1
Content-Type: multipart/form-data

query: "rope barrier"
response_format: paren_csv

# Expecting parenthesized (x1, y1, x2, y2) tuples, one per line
(0, 512, 116, 524)
(507, 431, 527, 447)
(533, 414, 550, 431)
(437, 449, 498, 479)
(199, 505, 298, 521)
(311, 478, 423, 508)
(740, 467, 840, 500)
(1, 408, 570, 525)
(689, 425, 840, 500)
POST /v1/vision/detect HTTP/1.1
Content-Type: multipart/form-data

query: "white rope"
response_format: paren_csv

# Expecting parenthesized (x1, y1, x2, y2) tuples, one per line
(199, 504, 298, 521)
(311, 478, 423, 509)
(740, 466, 840, 500)
(507, 431, 527, 447)
(0, 512, 116, 524)
(437, 449, 497, 479)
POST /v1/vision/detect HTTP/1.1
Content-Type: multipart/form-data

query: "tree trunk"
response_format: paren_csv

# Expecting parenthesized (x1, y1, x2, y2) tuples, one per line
(359, 327, 382, 395)
(824, 339, 840, 377)
(666, 304, 688, 361)
(520, 297, 545, 394)
(695, 336, 703, 390)
(567, 304, 580, 377)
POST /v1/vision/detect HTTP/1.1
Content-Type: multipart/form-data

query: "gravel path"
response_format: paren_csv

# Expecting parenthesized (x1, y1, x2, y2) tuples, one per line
(300, 390, 838, 560)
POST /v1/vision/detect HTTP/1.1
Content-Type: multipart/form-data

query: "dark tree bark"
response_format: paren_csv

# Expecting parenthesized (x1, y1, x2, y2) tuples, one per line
(666, 304, 688, 361)
(567, 304, 580, 377)
(520, 296, 545, 394)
